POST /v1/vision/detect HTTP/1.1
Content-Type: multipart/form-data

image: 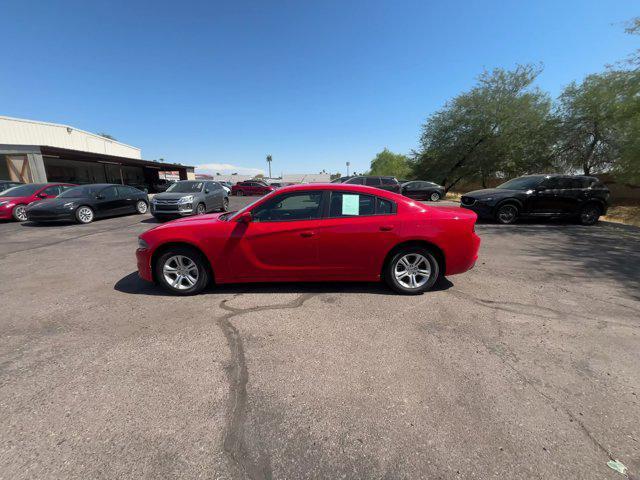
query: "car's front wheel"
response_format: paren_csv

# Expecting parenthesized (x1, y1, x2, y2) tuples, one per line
(12, 204, 28, 222)
(579, 204, 601, 225)
(495, 204, 519, 224)
(135, 200, 148, 214)
(155, 247, 210, 295)
(75, 206, 94, 224)
(430, 192, 441, 202)
(196, 203, 206, 215)
(220, 197, 229, 212)
(385, 248, 440, 295)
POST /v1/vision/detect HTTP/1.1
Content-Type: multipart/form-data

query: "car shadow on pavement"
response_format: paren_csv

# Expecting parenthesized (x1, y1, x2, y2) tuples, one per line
(114, 272, 454, 297)
(483, 221, 640, 301)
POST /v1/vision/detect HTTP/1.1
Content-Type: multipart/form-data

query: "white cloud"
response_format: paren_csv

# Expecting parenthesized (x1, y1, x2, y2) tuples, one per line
(196, 163, 264, 176)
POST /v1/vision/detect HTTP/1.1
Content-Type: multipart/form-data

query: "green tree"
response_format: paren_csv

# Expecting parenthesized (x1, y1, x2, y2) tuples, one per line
(369, 148, 411, 178)
(97, 132, 116, 140)
(413, 65, 556, 191)
(556, 70, 639, 175)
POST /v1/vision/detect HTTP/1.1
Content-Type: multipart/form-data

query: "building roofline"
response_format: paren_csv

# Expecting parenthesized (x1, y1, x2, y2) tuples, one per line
(0, 115, 141, 153)
(39, 146, 194, 170)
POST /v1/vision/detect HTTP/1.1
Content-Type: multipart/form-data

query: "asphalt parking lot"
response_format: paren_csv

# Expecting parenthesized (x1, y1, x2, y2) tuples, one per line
(1, 196, 639, 480)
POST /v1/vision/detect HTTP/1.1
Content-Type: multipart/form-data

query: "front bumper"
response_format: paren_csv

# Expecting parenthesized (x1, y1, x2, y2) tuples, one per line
(0, 206, 14, 220)
(136, 248, 154, 282)
(460, 201, 494, 219)
(150, 203, 194, 216)
(26, 210, 75, 221)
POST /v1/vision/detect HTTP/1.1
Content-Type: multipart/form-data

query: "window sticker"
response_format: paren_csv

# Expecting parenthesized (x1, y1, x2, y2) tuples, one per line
(342, 194, 360, 215)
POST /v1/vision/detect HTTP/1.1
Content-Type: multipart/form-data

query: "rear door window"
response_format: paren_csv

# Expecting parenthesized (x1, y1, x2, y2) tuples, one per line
(380, 177, 397, 186)
(328, 192, 394, 217)
(365, 177, 381, 186)
(347, 177, 365, 185)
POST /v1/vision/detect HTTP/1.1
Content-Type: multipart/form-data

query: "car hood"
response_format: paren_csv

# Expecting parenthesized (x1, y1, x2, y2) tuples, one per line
(463, 188, 517, 198)
(153, 192, 201, 200)
(147, 212, 227, 231)
(26, 198, 77, 209)
(0, 195, 34, 204)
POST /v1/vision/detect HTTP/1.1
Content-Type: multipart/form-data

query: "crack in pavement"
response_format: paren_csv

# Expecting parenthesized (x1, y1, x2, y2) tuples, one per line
(216, 293, 317, 480)
(447, 289, 632, 473)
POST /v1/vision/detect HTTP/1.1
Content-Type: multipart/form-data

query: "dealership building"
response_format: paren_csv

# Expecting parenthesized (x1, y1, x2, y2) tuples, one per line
(0, 116, 194, 188)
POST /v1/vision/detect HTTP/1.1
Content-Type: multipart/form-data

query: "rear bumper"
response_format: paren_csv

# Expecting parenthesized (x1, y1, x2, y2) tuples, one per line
(445, 231, 481, 276)
(136, 248, 154, 282)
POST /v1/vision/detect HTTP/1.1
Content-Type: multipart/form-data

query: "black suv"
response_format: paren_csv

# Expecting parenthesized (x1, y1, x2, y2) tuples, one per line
(343, 176, 401, 193)
(460, 174, 609, 225)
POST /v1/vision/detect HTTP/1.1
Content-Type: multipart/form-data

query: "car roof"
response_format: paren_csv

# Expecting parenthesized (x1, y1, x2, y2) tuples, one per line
(268, 182, 405, 199)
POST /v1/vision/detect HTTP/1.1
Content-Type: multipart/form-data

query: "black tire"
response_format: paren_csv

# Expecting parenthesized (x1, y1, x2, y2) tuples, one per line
(135, 200, 149, 214)
(196, 203, 206, 215)
(155, 246, 210, 295)
(220, 197, 229, 212)
(495, 203, 519, 224)
(579, 203, 601, 226)
(12, 204, 28, 222)
(384, 247, 440, 295)
(75, 206, 94, 224)
(429, 192, 441, 202)
(236, 190, 244, 196)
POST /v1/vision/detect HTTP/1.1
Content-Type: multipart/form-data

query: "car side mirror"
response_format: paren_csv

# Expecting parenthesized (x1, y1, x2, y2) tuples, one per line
(205, 189, 210, 194)
(96, 194, 105, 200)
(37, 193, 47, 198)
(236, 211, 252, 224)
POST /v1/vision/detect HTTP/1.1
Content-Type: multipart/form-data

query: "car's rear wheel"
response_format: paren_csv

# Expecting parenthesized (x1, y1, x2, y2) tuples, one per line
(430, 192, 441, 202)
(495, 204, 519, 224)
(75, 206, 94, 224)
(196, 203, 206, 215)
(156, 247, 210, 295)
(220, 197, 229, 212)
(385, 247, 439, 295)
(579, 204, 601, 225)
(236, 190, 244, 196)
(12, 204, 27, 222)
(135, 200, 148, 214)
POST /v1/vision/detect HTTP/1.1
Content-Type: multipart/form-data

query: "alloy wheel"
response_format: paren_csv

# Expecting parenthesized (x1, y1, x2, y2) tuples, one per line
(497, 205, 518, 224)
(162, 255, 199, 290)
(196, 204, 206, 215)
(13, 205, 27, 221)
(136, 200, 148, 214)
(77, 207, 94, 223)
(222, 198, 229, 211)
(430, 192, 440, 202)
(394, 253, 431, 289)
(581, 206, 599, 225)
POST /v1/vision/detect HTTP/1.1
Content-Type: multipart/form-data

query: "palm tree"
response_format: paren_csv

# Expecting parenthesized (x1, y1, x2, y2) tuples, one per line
(266, 154, 272, 179)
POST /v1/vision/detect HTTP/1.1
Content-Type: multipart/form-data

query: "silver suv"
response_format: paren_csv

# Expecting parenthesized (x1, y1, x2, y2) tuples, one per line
(151, 180, 229, 219)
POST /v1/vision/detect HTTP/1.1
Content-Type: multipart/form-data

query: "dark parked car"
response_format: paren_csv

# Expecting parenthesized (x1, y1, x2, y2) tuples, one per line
(401, 181, 445, 201)
(25, 183, 149, 224)
(231, 181, 275, 196)
(151, 180, 228, 220)
(330, 176, 354, 183)
(343, 176, 401, 193)
(0, 180, 23, 193)
(460, 174, 609, 225)
(151, 179, 175, 193)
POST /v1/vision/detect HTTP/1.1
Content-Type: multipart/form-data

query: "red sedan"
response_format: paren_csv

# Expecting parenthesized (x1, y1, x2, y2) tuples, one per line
(0, 183, 76, 221)
(136, 184, 480, 295)
(230, 181, 275, 196)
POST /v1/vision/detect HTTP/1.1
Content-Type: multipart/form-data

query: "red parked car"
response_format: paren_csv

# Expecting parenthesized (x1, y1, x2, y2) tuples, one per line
(0, 183, 76, 221)
(231, 181, 275, 196)
(136, 184, 480, 295)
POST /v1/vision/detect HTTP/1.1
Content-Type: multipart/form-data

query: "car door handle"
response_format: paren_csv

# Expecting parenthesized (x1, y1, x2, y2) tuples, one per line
(379, 225, 394, 231)
(300, 231, 315, 238)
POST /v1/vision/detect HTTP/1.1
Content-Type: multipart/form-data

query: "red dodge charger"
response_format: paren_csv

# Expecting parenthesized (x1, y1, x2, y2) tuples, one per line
(136, 184, 480, 295)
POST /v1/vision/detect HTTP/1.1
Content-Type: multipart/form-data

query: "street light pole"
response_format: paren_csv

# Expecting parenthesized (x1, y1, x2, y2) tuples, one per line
(266, 154, 272, 179)
(346, 161, 350, 176)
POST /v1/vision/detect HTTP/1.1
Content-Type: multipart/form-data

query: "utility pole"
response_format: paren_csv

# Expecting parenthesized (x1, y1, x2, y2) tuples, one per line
(346, 161, 350, 176)
(266, 154, 272, 179)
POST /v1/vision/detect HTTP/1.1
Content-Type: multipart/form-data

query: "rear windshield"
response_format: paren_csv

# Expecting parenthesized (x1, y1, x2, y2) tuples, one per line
(0, 184, 42, 197)
(166, 181, 204, 193)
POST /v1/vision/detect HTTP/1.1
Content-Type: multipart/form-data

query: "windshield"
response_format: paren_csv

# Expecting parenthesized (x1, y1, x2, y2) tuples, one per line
(497, 176, 545, 190)
(58, 186, 99, 198)
(166, 181, 203, 193)
(0, 184, 42, 197)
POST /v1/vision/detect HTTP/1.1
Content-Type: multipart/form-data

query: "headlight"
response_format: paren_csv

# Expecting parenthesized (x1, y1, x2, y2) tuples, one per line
(138, 238, 149, 249)
(479, 197, 493, 202)
(178, 195, 194, 204)
(0, 201, 8, 207)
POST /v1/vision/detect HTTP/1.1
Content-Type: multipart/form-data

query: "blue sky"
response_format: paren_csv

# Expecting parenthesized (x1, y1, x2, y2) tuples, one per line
(1, 0, 637, 176)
